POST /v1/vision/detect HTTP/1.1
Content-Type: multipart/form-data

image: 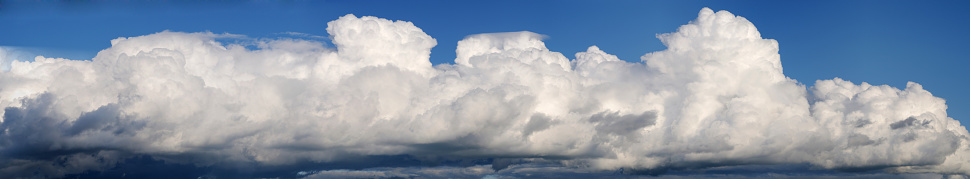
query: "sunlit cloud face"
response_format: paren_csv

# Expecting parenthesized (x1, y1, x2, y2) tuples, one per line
(0, 8, 968, 178)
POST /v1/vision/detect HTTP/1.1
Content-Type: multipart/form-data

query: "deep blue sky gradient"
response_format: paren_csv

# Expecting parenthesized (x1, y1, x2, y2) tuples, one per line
(1, 1, 968, 127)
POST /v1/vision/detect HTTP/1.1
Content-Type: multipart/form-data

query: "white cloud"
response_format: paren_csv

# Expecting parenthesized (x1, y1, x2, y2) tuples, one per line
(0, 46, 42, 71)
(0, 47, 8, 71)
(0, 8, 967, 178)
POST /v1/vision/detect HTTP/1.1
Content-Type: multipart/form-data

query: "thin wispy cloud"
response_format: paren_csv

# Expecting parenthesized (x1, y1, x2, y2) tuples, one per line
(278, 32, 329, 39)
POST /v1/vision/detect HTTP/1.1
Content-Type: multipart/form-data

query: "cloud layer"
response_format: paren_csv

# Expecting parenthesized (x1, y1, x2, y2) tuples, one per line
(1, 8, 968, 178)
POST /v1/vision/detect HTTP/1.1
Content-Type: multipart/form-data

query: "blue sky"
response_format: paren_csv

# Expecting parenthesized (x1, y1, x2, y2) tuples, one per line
(2, 1, 970, 178)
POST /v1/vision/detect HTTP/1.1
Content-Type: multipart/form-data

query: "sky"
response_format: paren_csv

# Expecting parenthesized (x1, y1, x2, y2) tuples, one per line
(1, 1, 969, 178)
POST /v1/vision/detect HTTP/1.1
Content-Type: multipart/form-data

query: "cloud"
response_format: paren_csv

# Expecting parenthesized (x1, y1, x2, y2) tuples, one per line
(0, 8, 968, 178)
(278, 32, 329, 40)
(0, 47, 43, 71)
(302, 162, 961, 179)
(0, 47, 9, 71)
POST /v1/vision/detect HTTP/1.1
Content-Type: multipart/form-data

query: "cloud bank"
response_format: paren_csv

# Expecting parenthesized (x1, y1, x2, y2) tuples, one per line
(1, 8, 968, 178)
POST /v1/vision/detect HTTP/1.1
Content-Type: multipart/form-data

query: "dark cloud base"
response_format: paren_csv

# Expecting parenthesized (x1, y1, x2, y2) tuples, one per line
(57, 156, 951, 179)
(62, 155, 504, 179)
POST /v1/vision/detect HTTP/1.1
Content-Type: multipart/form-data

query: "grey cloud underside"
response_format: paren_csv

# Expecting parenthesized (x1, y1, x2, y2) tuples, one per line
(1, 8, 969, 178)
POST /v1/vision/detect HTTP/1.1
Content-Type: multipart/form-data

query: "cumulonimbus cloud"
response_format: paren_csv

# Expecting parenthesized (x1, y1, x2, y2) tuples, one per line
(0, 8, 967, 178)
